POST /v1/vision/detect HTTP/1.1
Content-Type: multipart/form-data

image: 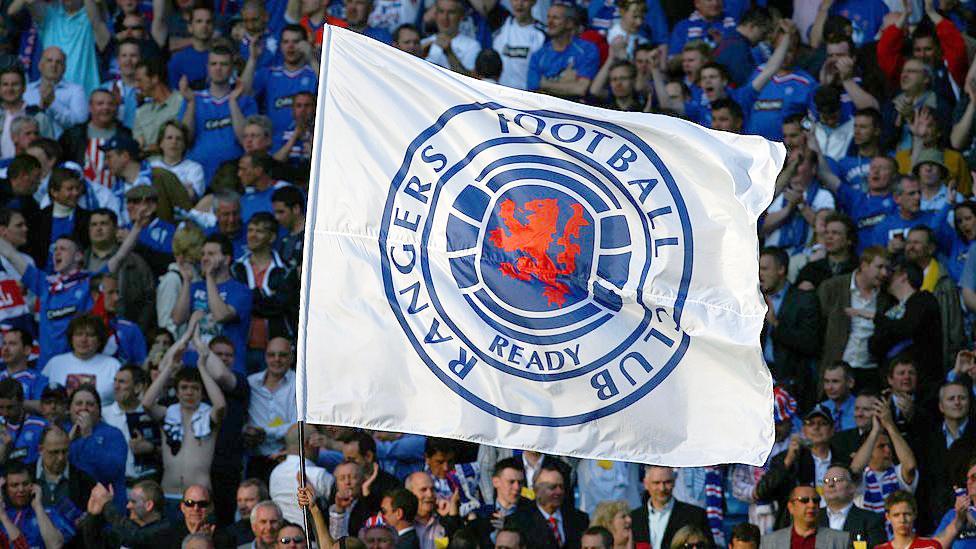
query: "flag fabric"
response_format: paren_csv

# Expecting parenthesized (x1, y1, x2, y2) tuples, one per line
(296, 26, 785, 466)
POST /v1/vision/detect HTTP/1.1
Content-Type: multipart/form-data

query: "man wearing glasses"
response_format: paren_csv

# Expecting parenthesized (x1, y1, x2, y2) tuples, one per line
(759, 485, 849, 549)
(816, 464, 885, 547)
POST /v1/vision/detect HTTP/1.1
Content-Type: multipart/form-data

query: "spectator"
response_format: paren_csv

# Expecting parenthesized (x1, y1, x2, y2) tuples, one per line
(166, 485, 234, 548)
(38, 386, 68, 428)
(796, 212, 858, 290)
(728, 523, 760, 549)
(35, 165, 93, 272)
(172, 233, 252, 374)
(245, 336, 297, 481)
(345, 0, 392, 43)
(835, 108, 885, 191)
(63, 384, 127, 510)
(527, 4, 598, 100)
(101, 364, 161, 483)
(0, 67, 53, 160)
(406, 470, 454, 545)
(877, 5, 966, 101)
(421, 0, 481, 75)
(43, 313, 122, 404)
(380, 488, 420, 548)
(819, 361, 857, 431)
(100, 38, 141, 130)
(758, 246, 820, 405)
(764, 147, 836, 254)
(157, 221, 204, 338)
(141, 324, 226, 510)
(91, 271, 149, 364)
(227, 478, 268, 546)
(269, 423, 334, 525)
(589, 60, 644, 112)
(0, 329, 45, 413)
(0, 378, 47, 467)
(248, 499, 283, 549)
(0, 158, 43, 248)
(132, 58, 184, 155)
(340, 430, 400, 501)
(166, 5, 214, 90)
(504, 463, 588, 549)
(22, 47, 88, 138)
(491, 0, 545, 90)
(237, 1, 278, 70)
(904, 225, 964, 371)
(36, 424, 96, 530)
(630, 466, 711, 549)
(849, 395, 918, 514)
(816, 464, 885, 547)
(148, 121, 205, 201)
(0, 461, 72, 547)
(238, 154, 293, 224)
(744, 23, 815, 141)
(758, 484, 848, 549)
(271, 185, 306, 272)
(123, 184, 178, 277)
(669, 0, 735, 53)
(393, 24, 423, 57)
(880, 490, 957, 549)
(58, 89, 130, 189)
(272, 92, 315, 171)
(713, 8, 772, 87)
(274, 523, 307, 549)
(589, 500, 633, 549)
(933, 456, 976, 546)
(818, 246, 892, 393)
(86, 206, 155, 332)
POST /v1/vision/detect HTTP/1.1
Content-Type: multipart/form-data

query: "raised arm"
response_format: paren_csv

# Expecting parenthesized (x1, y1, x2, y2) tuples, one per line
(31, 485, 64, 549)
(194, 325, 237, 392)
(178, 77, 196, 143)
(750, 20, 795, 92)
(805, 130, 842, 192)
(84, 0, 111, 51)
(106, 207, 149, 273)
(809, 0, 833, 49)
(199, 354, 225, 425)
(849, 409, 882, 474)
(285, 0, 301, 24)
(141, 321, 195, 420)
(151, 0, 168, 47)
(878, 399, 917, 484)
(299, 485, 336, 549)
(228, 84, 248, 145)
(0, 237, 29, 276)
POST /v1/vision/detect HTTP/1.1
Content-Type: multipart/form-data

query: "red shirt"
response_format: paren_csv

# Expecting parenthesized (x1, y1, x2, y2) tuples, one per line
(874, 537, 943, 549)
(790, 528, 816, 549)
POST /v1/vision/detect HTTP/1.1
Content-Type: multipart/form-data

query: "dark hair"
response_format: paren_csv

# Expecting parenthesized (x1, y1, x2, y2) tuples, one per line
(582, 526, 613, 549)
(4, 461, 31, 481)
(740, 7, 772, 33)
(341, 430, 377, 459)
(248, 152, 275, 175)
(90, 207, 119, 226)
(248, 211, 278, 235)
(699, 61, 730, 81)
(535, 463, 565, 486)
(7, 154, 40, 179)
(384, 488, 419, 522)
(891, 257, 923, 290)
(0, 378, 24, 402)
(118, 364, 148, 388)
(475, 48, 502, 80)
(495, 529, 524, 548)
(70, 383, 103, 409)
(27, 138, 61, 163)
(117, 37, 142, 52)
(730, 522, 761, 543)
(760, 246, 789, 270)
(272, 185, 305, 211)
(783, 113, 806, 127)
(493, 456, 524, 477)
(424, 437, 457, 458)
(823, 360, 853, 380)
(884, 490, 917, 513)
(0, 65, 25, 87)
(814, 86, 842, 114)
(67, 314, 108, 350)
(393, 23, 419, 43)
(886, 353, 917, 377)
(824, 211, 857, 252)
(204, 233, 233, 257)
(824, 33, 856, 56)
(174, 367, 204, 389)
(0, 208, 18, 228)
(854, 107, 882, 129)
(49, 166, 82, 193)
(137, 57, 168, 83)
(3, 328, 31, 348)
(210, 44, 235, 60)
(710, 97, 743, 121)
(907, 224, 935, 248)
(134, 479, 165, 513)
(282, 23, 308, 41)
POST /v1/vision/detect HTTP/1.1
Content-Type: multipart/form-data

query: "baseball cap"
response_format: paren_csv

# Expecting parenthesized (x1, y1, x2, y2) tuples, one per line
(98, 133, 140, 157)
(803, 403, 834, 425)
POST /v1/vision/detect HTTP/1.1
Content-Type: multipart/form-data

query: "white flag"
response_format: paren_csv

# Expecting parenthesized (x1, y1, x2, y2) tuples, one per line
(297, 26, 785, 466)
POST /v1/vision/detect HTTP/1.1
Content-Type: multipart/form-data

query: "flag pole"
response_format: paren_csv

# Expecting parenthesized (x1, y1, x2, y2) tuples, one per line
(298, 420, 312, 542)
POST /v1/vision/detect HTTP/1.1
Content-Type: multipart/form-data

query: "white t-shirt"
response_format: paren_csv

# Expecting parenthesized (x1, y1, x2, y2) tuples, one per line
(369, 0, 422, 35)
(269, 455, 334, 525)
(493, 17, 547, 90)
(42, 352, 122, 405)
(423, 33, 482, 72)
(149, 157, 206, 199)
(765, 186, 836, 248)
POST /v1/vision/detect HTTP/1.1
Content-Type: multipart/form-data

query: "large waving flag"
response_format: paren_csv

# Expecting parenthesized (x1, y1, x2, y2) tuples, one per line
(297, 26, 785, 466)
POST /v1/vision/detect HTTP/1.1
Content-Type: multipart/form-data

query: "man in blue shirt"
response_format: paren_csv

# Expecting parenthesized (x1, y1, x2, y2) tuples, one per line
(833, 108, 884, 191)
(830, 0, 888, 47)
(345, 0, 393, 43)
(242, 24, 319, 141)
(171, 234, 252, 375)
(0, 175, 148, 367)
(743, 23, 816, 141)
(820, 361, 857, 431)
(669, 0, 737, 53)
(713, 7, 772, 87)
(0, 461, 74, 547)
(864, 175, 938, 251)
(0, 378, 48, 466)
(238, 153, 293, 224)
(0, 329, 46, 412)
(527, 4, 599, 101)
(181, 45, 258, 184)
(166, 5, 215, 90)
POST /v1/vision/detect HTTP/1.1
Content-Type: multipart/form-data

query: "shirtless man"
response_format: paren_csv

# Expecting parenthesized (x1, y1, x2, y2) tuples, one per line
(141, 322, 226, 499)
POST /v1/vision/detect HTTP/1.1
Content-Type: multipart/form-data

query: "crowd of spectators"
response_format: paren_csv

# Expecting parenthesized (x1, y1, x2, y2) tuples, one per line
(7, 0, 976, 548)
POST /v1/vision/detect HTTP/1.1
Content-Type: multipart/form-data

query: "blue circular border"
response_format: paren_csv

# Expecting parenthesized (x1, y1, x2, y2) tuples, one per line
(379, 103, 696, 426)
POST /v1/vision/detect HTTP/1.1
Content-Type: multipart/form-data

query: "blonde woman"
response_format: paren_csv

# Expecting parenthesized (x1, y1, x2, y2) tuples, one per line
(156, 222, 205, 337)
(670, 525, 711, 549)
(591, 500, 634, 549)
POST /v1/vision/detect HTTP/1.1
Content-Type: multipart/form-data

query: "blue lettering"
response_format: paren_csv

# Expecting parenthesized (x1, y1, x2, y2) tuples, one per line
(591, 369, 619, 400)
(424, 318, 452, 344)
(507, 343, 524, 364)
(397, 282, 428, 314)
(420, 145, 448, 173)
(393, 208, 421, 231)
(607, 145, 638, 172)
(586, 130, 612, 153)
(488, 335, 509, 357)
(449, 348, 477, 379)
(526, 352, 544, 370)
(390, 244, 417, 274)
(404, 176, 431, 204)
(550, 123, 585, 143)
(654, 237, 679, 257)
(544, 351, 564, 371)
(564, 344, 580, 366)
(646, 206, 672, 229)
(619, 352, 654, 387)
(514, 113, 545, 135)
(628, 179, 658, 203)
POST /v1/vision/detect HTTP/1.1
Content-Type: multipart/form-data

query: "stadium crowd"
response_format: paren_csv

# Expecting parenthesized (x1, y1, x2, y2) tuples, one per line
(6, 0, 976, 548)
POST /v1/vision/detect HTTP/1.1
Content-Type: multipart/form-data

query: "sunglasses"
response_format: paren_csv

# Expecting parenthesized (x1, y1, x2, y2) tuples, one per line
(182, 499, 209, 508)
(823, 476, 849, 486)
(792, 496, 821, 504)
(279, 536, 305, 544)
(683, 543, 711, 549)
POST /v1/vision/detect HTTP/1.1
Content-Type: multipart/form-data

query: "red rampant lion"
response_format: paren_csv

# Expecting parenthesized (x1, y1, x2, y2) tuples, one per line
(488, 198, 589, 307)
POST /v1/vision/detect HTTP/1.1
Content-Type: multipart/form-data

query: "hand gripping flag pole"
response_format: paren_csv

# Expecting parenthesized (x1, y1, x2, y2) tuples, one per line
(297, 420, 311, 543)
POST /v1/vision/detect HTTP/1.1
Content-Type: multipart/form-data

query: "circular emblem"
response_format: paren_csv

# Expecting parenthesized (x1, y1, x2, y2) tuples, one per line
(380, 104, 694, 426)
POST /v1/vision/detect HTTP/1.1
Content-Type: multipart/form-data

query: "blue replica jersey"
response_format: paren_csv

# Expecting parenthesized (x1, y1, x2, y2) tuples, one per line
(272, 121, 310, 166)
(105, 318, 148, 366)
(834, 155, 872, 190)
(240, 33, 281, 70)
(2, 503, 75, 548)
(0, 369, 48, 402)
(191, 278, 252, 374)
(835, 185, 895, 252)
(131, 217, 176, 256)
(685, 85, 758, 127)
(527, 38, 600, 91)
(167, 47, 210, 89)
(21, 266, 100, 368)
(861, 210, 940, 250)
(183, 90, 258, 183)
(744, 69, 817, 141)
(253, 65, 318, 137)
(241, 182, 293, 224)
(669, 11, 737, 52)
(4, 414, 47, 465)
(830, 0, 889, 46)
(941, 232, 971, 283)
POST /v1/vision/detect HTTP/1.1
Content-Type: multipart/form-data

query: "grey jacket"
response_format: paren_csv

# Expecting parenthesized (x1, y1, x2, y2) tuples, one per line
(759, 526, 850, 549)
